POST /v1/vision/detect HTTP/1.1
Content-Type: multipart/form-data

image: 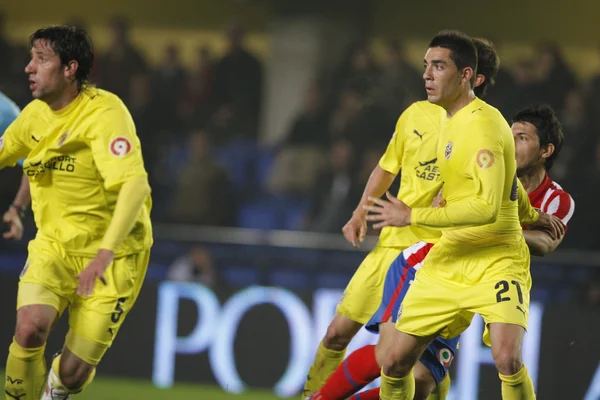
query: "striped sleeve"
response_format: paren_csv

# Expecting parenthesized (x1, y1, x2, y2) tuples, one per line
(541, 189, 575, 227)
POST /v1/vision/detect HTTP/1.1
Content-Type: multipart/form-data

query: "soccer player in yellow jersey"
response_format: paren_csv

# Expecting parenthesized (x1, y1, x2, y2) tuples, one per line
(303, 37, 511, 399)
(1, 26, 152, 400)
(366, 30, 537, 400)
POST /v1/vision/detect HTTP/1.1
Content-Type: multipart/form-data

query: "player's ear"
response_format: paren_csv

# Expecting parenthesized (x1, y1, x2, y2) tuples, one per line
(64, 60, 79, 80)
(462, 67, 474, 86)
(474, 74, 485, 89)
(541, 143, 555, 160)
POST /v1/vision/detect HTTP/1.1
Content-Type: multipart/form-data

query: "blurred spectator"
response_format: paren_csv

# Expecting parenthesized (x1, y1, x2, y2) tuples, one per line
(128, 74, 162, 175)
(536, 42, 577, 111)
(0, 11, 13, 77)
(167, 247, 217, 287)
(152, 44, 187, 131)
(376, 40, 423, 113)
(329, 83, 393, 151)
(97, 16, 147, 103)
(505, 60, 544, 117)
(169, 129, 235, 226)
(306, 140, 360, 233)
(179, 46, 215, 129)
(330, 41, 380, 104)
(554, 89, 592, 181)
(283, 81, 329, 148)
(212, 23, 262, 139)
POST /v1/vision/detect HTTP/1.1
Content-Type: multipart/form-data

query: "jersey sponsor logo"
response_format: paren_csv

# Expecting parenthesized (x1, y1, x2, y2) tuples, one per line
(24, 155, 77, 176)
(476, 149, 494, 168)
(415, 163, 441, 182)
(109, 137, 132, 158)
(437, 347, 453, 367)
(444, 141, 453, 160)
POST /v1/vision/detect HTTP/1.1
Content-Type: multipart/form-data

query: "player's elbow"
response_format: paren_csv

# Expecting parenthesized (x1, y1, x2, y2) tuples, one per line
(478, 206, 498, 225)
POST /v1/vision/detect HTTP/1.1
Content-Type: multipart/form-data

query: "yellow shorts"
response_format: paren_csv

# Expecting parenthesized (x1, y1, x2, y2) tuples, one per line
(396, 238, 531, 346)
(17, 238, 149, 365)
(336, 246, 404, 324)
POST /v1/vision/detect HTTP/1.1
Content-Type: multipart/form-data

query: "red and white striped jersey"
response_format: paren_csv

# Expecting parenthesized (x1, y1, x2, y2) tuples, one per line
(527, 173, 575, 229)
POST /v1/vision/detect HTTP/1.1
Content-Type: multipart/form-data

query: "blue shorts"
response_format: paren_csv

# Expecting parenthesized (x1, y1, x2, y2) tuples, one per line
(365, 241, 459, 384)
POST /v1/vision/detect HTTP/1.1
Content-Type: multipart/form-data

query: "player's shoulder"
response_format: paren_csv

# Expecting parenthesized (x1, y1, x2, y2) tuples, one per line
(396, 100, 443, 130)
(469, 98, 507, 126)
(409, 100, 444, 118)
(82, 87, 128, 111)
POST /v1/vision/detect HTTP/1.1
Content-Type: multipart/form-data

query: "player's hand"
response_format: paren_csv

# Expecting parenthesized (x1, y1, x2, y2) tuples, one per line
(342, 210, 368, 248)
(363, 192, 412, 229)
(431, 189, 446, 208)
(77, 249, 114, 297)
(2, 207, 23, 240)
(530, 212, 564, 240)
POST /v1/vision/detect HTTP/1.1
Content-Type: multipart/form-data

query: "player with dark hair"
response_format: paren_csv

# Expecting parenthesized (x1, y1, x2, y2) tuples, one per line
(366, 30, 539, 400)
(2, 25, 152, 400)
(512, 105, 573, 254)
(307, 36, 561, 400)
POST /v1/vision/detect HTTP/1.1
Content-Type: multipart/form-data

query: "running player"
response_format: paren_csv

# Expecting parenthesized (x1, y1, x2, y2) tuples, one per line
(367, 30, 536, 400)
(0, 91, 31, 241)
(2, 26, 152, 400)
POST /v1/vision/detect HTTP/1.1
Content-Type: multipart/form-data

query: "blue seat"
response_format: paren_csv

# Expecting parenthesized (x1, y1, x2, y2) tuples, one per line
(268, 270, 310, 290)
(221, 265, 261, 287)
(255, 149, 275, 189)
(237, 203, 281, 230)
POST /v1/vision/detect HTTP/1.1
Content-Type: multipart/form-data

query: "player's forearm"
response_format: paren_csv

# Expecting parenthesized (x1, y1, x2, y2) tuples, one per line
(100, 176, 151, 252)
(517, 179, 539, 225)
(354, 165, 396, 215)
(12, 174, 31, 208)
(411, 197, 497, 229)
(523, 229, 561, 256)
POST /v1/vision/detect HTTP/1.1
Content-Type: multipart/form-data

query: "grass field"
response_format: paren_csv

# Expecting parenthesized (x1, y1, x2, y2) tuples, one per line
(0, 371, 285, 400)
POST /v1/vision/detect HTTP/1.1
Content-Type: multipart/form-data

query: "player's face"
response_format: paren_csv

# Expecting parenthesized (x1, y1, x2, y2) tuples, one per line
(25, 39, 69, 101)
(512, 121, 543, 177)
(423, 47, 463, 106)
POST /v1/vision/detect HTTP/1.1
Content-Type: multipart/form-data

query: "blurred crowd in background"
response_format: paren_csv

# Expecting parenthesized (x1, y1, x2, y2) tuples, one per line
(0, 12, 599, 252)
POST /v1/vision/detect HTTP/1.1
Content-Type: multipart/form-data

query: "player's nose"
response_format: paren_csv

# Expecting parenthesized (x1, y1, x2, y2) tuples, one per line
(24, 60, 35, 74)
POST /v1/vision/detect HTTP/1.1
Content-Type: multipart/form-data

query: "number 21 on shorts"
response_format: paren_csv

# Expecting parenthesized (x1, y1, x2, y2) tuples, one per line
(495, 280, 525, 313)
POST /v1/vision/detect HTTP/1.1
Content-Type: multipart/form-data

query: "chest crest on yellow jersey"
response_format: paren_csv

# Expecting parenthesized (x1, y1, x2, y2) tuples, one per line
(444, 141, 453, 160)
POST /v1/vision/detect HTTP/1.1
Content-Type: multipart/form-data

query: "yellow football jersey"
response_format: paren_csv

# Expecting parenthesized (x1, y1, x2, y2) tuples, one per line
(412, 97, 522, 248)
(377, 100, 445, 247)
(0, 87, 152, 257)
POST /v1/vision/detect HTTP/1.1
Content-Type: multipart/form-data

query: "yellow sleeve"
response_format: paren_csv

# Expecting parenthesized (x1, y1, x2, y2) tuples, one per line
(0, 113, 29, 169)
(378, 112, 406, 174)
(100, 176, 151, 251)
(88, 106, 148, 191)
(517, 179, 539, 225)
(412, 121, 505, 228)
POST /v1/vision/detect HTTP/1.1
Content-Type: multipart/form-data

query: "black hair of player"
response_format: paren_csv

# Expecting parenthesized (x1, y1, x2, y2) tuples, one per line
(428, 30, 478, 87)
(29, 25, 94, 91)
(512, 105, 564, 172)
(472, 38, 500, 98)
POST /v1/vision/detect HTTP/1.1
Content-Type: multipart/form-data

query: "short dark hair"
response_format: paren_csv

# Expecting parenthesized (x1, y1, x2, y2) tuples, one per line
(29, 25, 94, 90)
(472, 38, 500, 98)
(512, 105, 564, 171)
(429, 30, 478, 87)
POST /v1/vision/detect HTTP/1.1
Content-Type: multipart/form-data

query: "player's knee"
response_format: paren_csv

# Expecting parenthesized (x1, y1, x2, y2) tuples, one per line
(15, 310, 53, 347)
(492, 349, 523, 376)
(381, 350, 414, 378)
(322, 317, 360, 351)
(59, 361, 94, 391)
